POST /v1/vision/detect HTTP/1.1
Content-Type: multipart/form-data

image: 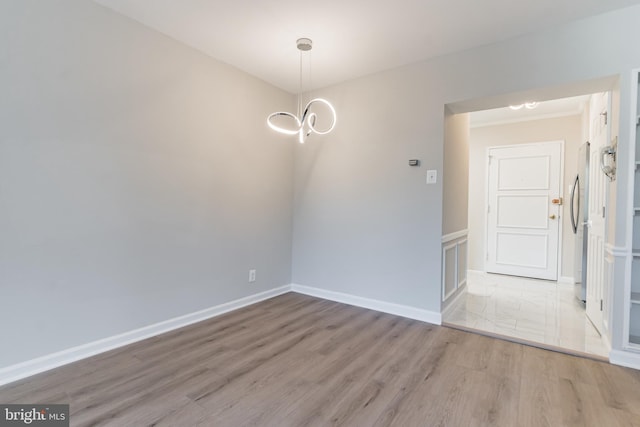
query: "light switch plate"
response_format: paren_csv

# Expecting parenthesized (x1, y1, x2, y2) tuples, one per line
(426, 170, 437, 184)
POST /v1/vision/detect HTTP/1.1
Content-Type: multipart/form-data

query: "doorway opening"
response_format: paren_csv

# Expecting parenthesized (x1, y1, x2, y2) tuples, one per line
(441, 82, 619, 360)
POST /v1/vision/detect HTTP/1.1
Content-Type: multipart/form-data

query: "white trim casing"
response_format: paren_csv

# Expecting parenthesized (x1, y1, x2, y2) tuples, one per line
(610, 349, 640, 370)
(603, 246, 617, 337)
(291, 284, 442, 326)
(0, 285, 291, 387)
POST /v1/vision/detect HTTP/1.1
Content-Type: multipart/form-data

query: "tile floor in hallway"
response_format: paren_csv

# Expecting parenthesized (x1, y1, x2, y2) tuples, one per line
(443, 270, 609, 359)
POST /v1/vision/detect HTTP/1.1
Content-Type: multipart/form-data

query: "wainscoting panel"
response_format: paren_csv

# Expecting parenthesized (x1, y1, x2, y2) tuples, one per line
(442, 242, 457, 301)
(457, 239, 468, 289)
(441, 229, 469, 306)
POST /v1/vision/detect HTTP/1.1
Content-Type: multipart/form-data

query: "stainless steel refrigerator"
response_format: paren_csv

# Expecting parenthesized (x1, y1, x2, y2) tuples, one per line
(571, 141, 589, 302)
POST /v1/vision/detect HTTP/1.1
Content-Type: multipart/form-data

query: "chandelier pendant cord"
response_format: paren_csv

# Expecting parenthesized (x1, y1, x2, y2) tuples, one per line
(298, 48, 302, 118)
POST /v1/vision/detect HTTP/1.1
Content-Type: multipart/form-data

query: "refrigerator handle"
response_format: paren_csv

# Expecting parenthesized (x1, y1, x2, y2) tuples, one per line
(570, 174, 579, 234)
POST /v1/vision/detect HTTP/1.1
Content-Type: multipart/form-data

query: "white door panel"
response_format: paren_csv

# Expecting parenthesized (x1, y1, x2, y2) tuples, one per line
(496, 232, 548, 268)
(486, 142, 563, 281)
(586, 92, 609, 335)
(498, 156, 550, 190)
(497, 195, 549, 228)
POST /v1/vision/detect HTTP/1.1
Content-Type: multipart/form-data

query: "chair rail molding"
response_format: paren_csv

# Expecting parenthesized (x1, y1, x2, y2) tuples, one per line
(442, 229, 469, 243)
(604, 243, 629, 257)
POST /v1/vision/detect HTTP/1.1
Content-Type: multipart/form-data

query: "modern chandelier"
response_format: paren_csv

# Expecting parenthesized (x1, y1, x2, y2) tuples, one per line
(509, 102, 538, 110)
(267, 38, 337, 143)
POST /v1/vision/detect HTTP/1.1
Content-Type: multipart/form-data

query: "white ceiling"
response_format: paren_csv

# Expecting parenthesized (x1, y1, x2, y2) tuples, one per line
(470, 95, 591, 128)
(93, 0, 640, 93)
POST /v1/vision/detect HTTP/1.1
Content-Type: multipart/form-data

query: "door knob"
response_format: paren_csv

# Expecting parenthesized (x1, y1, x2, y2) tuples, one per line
(549, 214, 557, 220)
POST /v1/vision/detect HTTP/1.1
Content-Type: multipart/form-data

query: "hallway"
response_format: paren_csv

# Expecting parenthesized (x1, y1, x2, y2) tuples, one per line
(443, 271, 609, 359)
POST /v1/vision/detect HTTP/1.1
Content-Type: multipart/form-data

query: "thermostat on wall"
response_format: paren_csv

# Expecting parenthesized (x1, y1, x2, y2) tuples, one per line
(408, 159, 420, 166)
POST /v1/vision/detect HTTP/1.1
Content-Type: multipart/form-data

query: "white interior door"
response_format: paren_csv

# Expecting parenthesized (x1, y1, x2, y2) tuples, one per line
(586, 92, 609, 334)
(486, 142, 563, 280)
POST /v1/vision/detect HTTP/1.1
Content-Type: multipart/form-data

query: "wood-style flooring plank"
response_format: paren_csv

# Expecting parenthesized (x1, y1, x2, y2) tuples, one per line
(1, 292, 639, 427)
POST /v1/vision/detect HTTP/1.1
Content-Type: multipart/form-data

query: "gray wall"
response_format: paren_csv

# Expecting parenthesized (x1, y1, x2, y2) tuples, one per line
(468, 115, 584, 279)
(291, 75, 444, 308)
(443, 110, 470, 236)
(291, 3, 640, 329)
(0, 0, 294, 368)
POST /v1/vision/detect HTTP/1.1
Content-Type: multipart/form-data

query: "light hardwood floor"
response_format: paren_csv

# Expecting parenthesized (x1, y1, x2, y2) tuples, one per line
(1, 292, 639, 426)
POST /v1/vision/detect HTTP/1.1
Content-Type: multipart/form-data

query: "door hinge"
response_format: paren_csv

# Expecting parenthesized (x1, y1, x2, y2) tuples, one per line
(601, 111, 608, 125)
(487, 204, 490, 213)
(600, 299, 603, 311)
(602, 206, 605, 218)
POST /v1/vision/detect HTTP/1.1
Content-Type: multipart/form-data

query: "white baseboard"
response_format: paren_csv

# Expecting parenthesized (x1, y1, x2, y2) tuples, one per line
(467, 269, 486, 275)
(0, 283, 441, 386)
(609, 349, 640, 370)
(4, 278, 634, 386)
(0, 285, 290, 387)
(291, 284, 441, 325)
(467, 270, 576, 286)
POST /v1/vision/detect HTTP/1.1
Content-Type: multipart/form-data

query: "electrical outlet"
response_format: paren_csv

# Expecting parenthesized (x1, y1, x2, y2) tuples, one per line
(426, 170, 437, 184)
(248, 269, 256, 283)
